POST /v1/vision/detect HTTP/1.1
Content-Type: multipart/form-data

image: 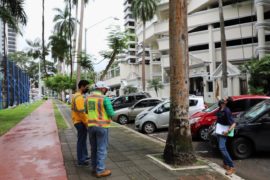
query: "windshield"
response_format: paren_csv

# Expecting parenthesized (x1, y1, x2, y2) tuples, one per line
(239, 100, 270, 122)
(202, 103, 219, 112)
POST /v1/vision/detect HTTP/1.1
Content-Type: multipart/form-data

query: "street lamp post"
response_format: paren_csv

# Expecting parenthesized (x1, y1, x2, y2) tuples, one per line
(84, 16, 119, 54)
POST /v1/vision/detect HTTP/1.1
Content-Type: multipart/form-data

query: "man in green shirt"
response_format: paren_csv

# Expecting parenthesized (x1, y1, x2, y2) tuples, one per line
(86, 81, 115, 178)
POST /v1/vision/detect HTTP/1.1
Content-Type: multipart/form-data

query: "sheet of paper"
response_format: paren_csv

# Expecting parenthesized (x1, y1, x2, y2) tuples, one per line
(215, 123, 230, 135)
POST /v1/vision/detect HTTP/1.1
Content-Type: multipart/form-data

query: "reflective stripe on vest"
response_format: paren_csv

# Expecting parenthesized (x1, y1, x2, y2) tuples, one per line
(86, 95, 110, 128)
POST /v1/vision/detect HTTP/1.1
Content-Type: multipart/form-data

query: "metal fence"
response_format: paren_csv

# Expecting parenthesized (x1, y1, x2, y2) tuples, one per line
(0, 56, 30, 109)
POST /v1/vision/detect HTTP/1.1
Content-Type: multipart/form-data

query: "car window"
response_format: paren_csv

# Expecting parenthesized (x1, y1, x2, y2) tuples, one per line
(135, 100, 148, 108)
(162, 102, 170, 112)
(242, 102, 268, 122)
(249, 99, 266, 107)
(202, 103, 218, 112)
(125, 96, 135, 103)
(148, 100, 161, 107)
(113, 97, 125, 105)
(189, 99, 198, 107)
(228, 99, 247, 112)
(136, 95, 146, 100)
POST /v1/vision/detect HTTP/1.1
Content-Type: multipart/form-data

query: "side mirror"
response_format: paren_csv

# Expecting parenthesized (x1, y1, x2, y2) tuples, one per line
(155, 107, 163, 114)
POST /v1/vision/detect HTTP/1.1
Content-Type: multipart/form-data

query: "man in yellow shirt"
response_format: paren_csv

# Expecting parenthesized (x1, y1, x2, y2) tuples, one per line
(71, 80, 90, 166)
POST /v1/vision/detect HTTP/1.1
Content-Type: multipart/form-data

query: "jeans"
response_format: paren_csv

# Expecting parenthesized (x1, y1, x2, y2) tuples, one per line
(217, 135, 234, 168)
(88, 126, 109, 174)
(74, 122, 88, 164)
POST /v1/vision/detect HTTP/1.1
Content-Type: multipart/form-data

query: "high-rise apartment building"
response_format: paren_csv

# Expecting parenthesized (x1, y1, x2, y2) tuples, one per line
(0, 21, 17, 55)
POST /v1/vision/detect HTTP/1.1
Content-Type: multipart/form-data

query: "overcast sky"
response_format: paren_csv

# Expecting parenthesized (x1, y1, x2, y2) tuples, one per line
(17, 0, 124, 72)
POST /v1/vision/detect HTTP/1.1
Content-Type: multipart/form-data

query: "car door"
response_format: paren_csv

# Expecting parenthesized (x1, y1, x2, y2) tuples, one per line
(157, 102, 170, 128)
(129, 100, 149, 120)
(189, 99, 199, 116)
(249, 112, 270, 151)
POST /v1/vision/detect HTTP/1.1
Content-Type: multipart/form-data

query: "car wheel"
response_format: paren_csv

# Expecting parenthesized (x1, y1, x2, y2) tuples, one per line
(118, 115, 129, 125)
(231, 137, 253, 159)
(199, 127, 209, 141)
(143, 122, 156, 134)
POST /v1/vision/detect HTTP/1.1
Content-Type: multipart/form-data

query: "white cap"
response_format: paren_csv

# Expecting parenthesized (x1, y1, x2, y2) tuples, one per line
(94, 81, 110, 90)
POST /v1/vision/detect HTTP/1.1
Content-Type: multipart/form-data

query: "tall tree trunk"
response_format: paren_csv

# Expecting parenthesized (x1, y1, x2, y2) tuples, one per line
(72, 2, 79, 79)
(218, 0, 228, 97)
(163, 0, 196, 166)
(42, 0, 47, 76)
(76, 0, 85, 89)
(69, 0, 73, 80)
(142, 22, 146, 91)
(3, 22, 8, 108)
(100, 51, 117, 81)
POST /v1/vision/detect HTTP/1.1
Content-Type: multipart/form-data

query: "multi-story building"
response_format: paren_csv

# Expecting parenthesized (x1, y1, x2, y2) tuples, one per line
(134, 0, 270, 103)
(102, 0, 270, 103)
(0, 21, 17, 55)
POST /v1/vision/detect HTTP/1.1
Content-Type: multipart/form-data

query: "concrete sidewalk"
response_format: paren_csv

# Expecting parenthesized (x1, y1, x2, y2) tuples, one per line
(0, 100, 67, 180)
(56, 101, 231, 180)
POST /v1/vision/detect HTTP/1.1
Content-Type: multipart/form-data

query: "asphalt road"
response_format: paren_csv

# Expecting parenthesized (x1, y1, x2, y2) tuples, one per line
(126, 123, 270, 180)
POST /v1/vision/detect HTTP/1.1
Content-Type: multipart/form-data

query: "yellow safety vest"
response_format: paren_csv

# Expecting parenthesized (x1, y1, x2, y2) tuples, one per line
(86, 94, 111, 128)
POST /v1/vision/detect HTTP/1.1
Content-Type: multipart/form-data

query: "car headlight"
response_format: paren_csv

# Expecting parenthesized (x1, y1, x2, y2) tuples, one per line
(136, 113, 148, 121)
(189, 117, 200, 125)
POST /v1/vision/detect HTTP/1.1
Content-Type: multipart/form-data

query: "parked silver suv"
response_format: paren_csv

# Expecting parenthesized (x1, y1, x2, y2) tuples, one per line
(112, 92, 151, 110)
(112, 98, 162, 124)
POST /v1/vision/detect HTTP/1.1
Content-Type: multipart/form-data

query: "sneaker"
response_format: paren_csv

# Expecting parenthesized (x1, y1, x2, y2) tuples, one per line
(225, 167, 236, 176)
(77, 161, 89, 167)
(96, 169, 112, 178)
(223, 164, 230, 170)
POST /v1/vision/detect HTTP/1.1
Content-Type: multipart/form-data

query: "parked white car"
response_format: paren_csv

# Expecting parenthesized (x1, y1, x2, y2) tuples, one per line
(112, 98, 162, 124)
(135, 96, 205, 134)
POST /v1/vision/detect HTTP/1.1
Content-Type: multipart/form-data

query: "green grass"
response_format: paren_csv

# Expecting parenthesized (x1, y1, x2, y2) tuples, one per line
(53, 103, 68, 130)
(0, 101, 44, 136)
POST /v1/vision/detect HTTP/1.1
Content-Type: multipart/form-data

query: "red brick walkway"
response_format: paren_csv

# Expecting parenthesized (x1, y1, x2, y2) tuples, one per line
(0, 100, 67, 180)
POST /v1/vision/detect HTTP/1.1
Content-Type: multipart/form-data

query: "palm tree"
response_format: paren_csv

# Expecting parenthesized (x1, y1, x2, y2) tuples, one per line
(148, 78, 164, 97)
(77, 51, 94, 79)
(0, 0, 27, 56)
(42, 0, 47, 75)
(131, 0, 158, 91)
(53, 5, 76, 74)
(100, 26, 128, 80)
(0, 0, 27, 108)
(163, 0, 196, 165)
(64, 0, 80, 80)
(218, 0, 228, 97)
(76, 0, 89, 90)
(49, 34, 69, 74)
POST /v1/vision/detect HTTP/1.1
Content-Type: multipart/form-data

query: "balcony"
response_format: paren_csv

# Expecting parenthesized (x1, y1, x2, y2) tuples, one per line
(190, 43, 258, 62)
(137, 0, 254, 44)
(188, 1, 253, 28)
(157, 22, 260, 50)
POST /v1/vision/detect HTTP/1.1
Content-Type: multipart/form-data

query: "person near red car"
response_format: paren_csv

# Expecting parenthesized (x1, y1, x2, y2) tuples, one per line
(215, 98, 236, 176)
(189, 95, 270, 140)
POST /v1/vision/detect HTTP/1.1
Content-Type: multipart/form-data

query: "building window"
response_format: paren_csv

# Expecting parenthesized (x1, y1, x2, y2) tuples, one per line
(207, 81, 213, 92)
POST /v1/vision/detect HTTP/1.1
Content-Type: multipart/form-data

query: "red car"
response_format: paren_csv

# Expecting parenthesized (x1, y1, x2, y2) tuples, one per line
(189, 95, 270, 140)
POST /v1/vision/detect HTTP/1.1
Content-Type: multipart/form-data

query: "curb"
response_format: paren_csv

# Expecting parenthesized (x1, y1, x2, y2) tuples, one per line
(115, 123, 244, 180)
